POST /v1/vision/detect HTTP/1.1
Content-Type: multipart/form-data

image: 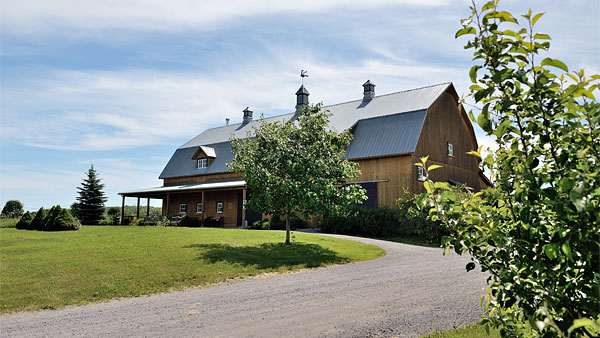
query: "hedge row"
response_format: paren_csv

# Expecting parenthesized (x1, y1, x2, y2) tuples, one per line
(16, 206, 80, 231)
(320, 194, 447, 243)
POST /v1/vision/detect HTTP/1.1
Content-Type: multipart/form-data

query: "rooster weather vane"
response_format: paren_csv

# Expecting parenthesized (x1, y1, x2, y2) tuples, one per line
(300, 70, 308, 84)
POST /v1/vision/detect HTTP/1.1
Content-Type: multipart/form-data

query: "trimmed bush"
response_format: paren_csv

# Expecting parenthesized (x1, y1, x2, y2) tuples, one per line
(179, 215, 202, 227)
(42, 205, 62, 230)
(29, 207, 47, 230)
(321, 205, 398, 237)
(16, 212, 34, 230)
(50, 209, 80, 231)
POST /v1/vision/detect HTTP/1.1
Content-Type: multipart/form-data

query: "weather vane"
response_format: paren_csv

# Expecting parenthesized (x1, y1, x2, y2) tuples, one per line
(301, 69, 308, 84)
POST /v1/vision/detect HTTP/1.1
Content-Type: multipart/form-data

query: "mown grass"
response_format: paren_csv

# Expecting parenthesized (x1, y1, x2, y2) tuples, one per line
(0, 226, 385, 313)
(0, 217, 19, 228)
(420, 323, 501, 337)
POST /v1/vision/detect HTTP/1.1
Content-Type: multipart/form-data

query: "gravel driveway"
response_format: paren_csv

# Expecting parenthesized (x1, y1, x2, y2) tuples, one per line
(0, 233, 488, 338)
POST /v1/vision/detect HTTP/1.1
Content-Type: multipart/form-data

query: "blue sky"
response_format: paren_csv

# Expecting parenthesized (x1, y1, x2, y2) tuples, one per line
(1, 0, 598, 211)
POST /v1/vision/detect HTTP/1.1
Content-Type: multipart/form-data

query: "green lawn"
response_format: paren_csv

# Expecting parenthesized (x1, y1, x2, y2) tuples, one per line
(0, 226, 384, 314)
(420, 323, 500, 337)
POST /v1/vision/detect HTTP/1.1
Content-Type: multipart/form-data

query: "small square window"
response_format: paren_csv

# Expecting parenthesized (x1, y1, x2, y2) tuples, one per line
(179, 203, 187, 214)
(196, 202, 202, 214)
(216, 201, 224, 214)
(197, 158, 208, 169)
(417, 166, 426, 182)
(447, 142, 454, 157)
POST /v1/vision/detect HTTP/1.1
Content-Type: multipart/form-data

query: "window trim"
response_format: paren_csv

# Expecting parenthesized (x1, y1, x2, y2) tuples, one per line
(417, 166, 426, 182)
(179, 203, 187, 214)
(196, 202, 202, 214)
(197, 158, 208, 169)
(447, 141, 455, 157)
(216, 201, 224, 214)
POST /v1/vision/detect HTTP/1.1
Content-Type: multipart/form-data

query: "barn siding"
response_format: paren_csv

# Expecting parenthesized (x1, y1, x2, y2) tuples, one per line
(413, 91, 485, 192)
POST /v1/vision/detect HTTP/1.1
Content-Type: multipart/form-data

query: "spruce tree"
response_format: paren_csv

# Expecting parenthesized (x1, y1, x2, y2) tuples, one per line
(75, 165, 107, 225)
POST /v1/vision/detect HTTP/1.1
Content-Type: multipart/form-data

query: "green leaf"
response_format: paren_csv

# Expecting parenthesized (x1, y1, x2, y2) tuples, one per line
(427, 164, 442, 171)
(469, 65, 481, 83)
(434, 182, 452, 190)
(482, 1, 496, 11)
(531, 12, 545, 25)
(533, 33, 551, 40)
(568, 318, 600, 333)
(561, 241, 573, 262)
(541, 57, 569, 72)
(455, 27, 476, 38)
(477, 110, 491, 132)
(423, 181, 434, 194)
(543, 243, 559, 260)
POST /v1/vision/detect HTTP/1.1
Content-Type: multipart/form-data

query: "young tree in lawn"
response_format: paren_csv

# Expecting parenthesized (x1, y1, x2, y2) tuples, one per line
(74, 165, 108, 225)
(229, 103, 365, 244)
(420, 1, 599, 336)
(1, 200, 24, 218)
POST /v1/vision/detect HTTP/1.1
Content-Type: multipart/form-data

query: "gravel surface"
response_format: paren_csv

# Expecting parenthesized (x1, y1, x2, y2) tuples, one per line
(0, 233, 488, 338)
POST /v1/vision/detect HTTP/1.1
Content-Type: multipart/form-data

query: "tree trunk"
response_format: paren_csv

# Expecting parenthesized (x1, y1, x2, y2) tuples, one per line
(285, 212, 291, 245)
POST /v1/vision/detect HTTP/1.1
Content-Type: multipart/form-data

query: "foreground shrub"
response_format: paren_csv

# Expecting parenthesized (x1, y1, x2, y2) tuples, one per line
(29, 207, 47, 230)
(178, 215, 202, 227)
(16, 212, 34, 230)
(422, 1, 600, 335)
(50, 209, 80, 231)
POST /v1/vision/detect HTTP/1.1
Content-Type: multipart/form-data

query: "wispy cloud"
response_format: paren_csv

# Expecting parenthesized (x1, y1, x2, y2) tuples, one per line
(2, 53, 469, 151)
(2, 0, 447, 35)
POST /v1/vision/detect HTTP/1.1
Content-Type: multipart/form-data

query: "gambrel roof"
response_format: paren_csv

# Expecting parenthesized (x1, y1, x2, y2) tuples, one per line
(160, 82, 452, 179)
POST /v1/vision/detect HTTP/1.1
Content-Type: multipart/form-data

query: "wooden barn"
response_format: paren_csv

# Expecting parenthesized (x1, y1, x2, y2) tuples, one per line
(120, 81, 491, 227)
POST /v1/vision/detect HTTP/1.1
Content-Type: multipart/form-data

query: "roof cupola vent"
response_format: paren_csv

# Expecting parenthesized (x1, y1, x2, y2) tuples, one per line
(295, 85, 310, 112)
(242, 107, 253, 124)
(363, 80, 376, 101)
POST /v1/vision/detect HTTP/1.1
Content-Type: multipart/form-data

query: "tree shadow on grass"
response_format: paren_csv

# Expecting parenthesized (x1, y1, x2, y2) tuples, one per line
(183, 242, 348, 269)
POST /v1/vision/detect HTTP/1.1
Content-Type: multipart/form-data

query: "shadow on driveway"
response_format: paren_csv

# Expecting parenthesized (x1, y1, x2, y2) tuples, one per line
(183, 242, 347, 269)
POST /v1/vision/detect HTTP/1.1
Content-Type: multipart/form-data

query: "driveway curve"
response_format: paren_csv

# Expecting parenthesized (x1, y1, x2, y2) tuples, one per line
(0, 233, 488, 338)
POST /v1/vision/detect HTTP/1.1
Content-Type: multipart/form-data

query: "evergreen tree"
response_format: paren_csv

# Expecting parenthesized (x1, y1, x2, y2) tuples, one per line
(75, 165, 107, 225)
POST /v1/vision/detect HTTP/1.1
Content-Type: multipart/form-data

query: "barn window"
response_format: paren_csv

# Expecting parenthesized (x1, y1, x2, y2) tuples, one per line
(216, 201, 224, 213)
(417, 166, 426, 182)
(447, 142, 454, 157)
(196, 202, 202, 214)
(179, 203, 187, 214)
(197, 158, 208, 169)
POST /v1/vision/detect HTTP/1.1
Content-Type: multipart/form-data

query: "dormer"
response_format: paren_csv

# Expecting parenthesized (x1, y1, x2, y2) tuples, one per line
(192, 145, 216, 169)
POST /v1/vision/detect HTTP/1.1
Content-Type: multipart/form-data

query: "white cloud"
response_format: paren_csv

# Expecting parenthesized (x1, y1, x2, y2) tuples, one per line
(2, 51, 469, 151)
(2, 0, 447, 34)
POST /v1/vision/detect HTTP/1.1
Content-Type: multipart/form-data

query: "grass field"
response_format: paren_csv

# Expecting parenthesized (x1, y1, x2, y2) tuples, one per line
(420, 323, 500, 337)
(0, 226, 384, 314)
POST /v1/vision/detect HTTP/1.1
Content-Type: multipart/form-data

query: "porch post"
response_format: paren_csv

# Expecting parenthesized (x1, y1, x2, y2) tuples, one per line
(136, 197, 141, 219)
(146, 198, 150, 216)
(242, 188, 247, 227)
(201, 191, 205, 220)
(166, 193, 170, 216)
(120, 195, 125, 225)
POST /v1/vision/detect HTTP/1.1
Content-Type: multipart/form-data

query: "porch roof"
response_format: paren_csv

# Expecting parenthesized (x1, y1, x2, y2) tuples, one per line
(119, 180, 246, 197)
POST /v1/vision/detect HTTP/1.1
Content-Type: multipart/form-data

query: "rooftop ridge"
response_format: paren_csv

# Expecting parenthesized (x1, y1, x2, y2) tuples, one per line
(200, 82, 452, 133)
(321, 82, 451, 109)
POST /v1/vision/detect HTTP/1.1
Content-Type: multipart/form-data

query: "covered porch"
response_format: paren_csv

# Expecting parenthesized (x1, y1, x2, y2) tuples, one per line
(119, 180, 260, 227)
